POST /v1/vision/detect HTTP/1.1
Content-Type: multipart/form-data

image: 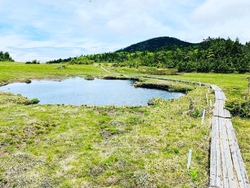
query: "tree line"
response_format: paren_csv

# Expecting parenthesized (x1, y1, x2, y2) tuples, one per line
(0, 51, 14, 62)
(46, 37, 250, 73)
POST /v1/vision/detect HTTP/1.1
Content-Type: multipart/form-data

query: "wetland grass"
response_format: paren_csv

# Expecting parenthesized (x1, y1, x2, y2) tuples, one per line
(0, 62, 249, 187)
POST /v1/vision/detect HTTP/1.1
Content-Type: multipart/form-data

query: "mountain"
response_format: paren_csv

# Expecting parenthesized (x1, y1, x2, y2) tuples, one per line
(116, 36, 198, 53)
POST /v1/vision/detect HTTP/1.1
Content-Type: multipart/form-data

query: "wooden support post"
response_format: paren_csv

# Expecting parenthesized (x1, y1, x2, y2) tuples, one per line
(247, 77, 250, 100)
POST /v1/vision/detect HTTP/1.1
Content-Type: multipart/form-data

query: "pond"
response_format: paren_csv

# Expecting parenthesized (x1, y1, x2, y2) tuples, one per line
(0, 77, 185, 106)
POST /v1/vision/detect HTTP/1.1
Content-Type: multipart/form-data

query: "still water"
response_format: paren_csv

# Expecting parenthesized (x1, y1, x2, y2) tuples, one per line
(0, 77, 184, 106)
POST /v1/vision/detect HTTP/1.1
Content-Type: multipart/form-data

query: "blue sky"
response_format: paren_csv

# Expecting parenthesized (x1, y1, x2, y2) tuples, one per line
(1, 0, 250, 62)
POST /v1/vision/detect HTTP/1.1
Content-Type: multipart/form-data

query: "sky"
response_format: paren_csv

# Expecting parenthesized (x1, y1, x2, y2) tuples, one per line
(1, 0, 250, 62)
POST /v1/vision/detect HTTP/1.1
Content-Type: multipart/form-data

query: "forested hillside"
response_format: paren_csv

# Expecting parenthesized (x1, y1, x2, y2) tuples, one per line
(116, 36, 197, 52)
(46, 37, 250, 73)
(0, 51, 14, 62)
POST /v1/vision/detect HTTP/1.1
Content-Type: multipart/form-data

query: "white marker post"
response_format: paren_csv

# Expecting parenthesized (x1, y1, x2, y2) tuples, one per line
(201, 109, 206, 125)
(187, 149, 192, 169)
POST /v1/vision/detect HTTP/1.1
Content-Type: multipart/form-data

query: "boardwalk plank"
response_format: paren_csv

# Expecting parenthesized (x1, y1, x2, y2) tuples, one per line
(220, 117, 238, 187)
(215, 117, 222, 187)
(210, 117, 220, 187)
(219, 117, 228, 188)
(218, 100, 225, 117)
(220, 91, 226, 100)
(213, 101, 219, 117)
(227, 119, 249, 187)
(210, 85, 249, 188)
(224, 109, 231, 119)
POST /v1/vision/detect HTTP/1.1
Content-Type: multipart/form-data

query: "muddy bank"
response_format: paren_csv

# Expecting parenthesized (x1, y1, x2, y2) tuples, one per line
(102, 75, 140, 81)
(134, 82, 190, 93)
(101, 75, 192, 93)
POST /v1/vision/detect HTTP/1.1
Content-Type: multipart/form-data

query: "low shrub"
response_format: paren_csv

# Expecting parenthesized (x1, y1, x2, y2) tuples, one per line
(85, 75, 95, 80)
(147, 98, 162, 106)
(225, 99, 250, 118)
(30, 98, 40, 104)
(193, 108, 200, 118)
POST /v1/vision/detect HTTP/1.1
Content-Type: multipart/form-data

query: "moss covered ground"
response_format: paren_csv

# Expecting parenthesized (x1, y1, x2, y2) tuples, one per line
(0, 62, 249, 187)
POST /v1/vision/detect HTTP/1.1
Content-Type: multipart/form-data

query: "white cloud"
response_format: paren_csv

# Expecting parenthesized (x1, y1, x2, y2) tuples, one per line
(0, 0, 250, 62)
(192, 0, 250, 23)
(76, 9, 93, 24)
(189, 0, 250, 43)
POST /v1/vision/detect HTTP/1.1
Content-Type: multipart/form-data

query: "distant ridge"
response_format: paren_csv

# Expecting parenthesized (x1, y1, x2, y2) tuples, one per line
(116, 36, 198, 53)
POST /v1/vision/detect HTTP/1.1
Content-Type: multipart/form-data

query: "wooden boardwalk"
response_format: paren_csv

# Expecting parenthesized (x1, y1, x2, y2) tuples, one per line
(210, 85, 249, 188)
(139, 76, 249, 187)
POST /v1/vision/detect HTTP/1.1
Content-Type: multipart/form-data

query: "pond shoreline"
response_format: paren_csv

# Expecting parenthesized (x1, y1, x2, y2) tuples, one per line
(0, 76, 185, 106)
(0, 75, 191, 94)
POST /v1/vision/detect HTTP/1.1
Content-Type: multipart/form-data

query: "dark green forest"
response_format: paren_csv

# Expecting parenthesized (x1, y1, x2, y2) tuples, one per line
(0, 51, 14, 62)
(116, 36, 197, 52)
(46, 36, 249, 74)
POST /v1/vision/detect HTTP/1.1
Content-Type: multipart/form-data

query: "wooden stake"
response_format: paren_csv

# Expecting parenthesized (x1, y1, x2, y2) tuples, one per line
(201, 109, 206, 125)
(187, 149, 192, 169)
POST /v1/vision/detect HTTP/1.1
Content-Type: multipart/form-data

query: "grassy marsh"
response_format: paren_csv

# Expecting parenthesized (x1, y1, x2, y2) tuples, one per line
(0, 62, 249, 187)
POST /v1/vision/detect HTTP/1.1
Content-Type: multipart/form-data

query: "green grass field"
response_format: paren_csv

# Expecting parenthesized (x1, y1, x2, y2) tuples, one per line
(0, 62, 249, 187)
